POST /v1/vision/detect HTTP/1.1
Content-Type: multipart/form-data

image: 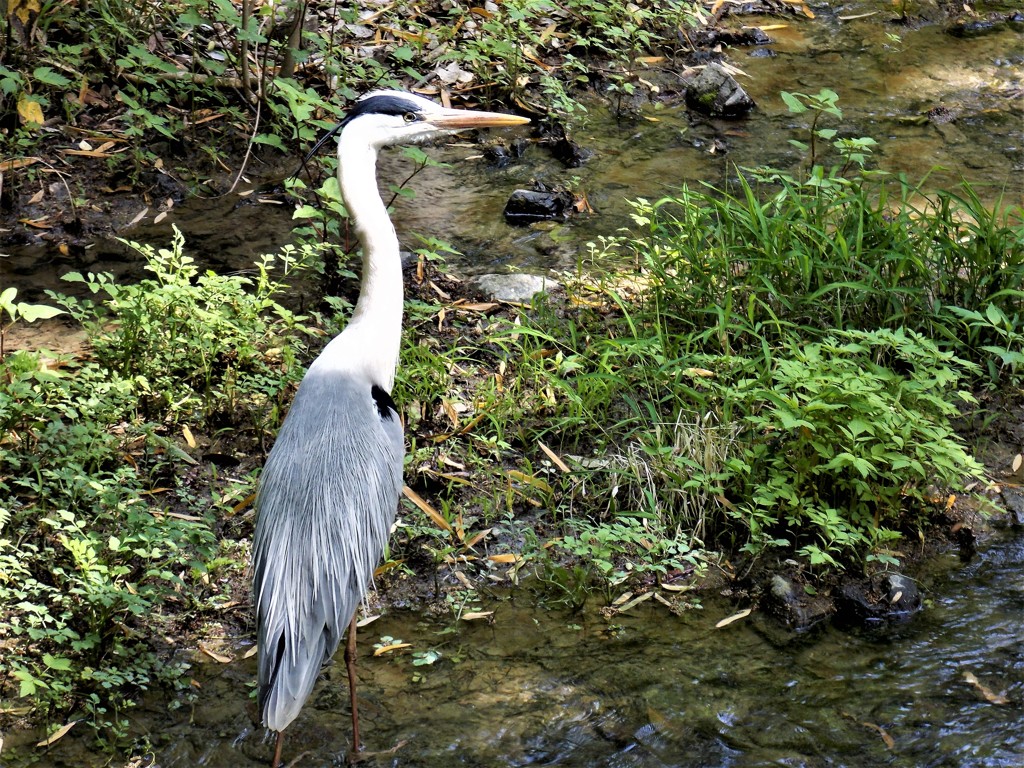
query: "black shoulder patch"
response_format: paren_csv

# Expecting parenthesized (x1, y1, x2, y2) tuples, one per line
(371, 384, 398, 421)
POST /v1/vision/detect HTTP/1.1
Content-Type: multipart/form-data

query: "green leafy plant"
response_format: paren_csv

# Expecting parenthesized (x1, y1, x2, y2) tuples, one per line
(727, 329, 984, 566)
(0, 351, 216, 742)
(53, 226, 314, 426)
(0, 287, 65, 357)
(1, 230, 324, 744)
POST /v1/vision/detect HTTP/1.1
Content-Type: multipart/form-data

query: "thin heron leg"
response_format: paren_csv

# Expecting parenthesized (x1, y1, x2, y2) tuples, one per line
(272, 730, 284, 768)
(345, 613, 361, 755)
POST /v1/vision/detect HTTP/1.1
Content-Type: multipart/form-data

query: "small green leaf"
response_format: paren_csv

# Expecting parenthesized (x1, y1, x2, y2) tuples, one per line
(780, 91, 806, 113)
(984, 303, 1004, 327)
(16, 303, 65, 322)
(43, 653, 73, 671)
(32, 66, 73, 88)
(252, 133, 286, 150)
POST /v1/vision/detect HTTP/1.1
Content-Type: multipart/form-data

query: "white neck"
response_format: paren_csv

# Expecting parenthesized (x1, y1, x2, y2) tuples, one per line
(330, 130, 404, 391)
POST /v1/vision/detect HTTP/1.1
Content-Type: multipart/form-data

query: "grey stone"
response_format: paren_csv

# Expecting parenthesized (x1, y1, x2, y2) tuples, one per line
(471, 273, 560, 303)
(685, 62, 756, 118)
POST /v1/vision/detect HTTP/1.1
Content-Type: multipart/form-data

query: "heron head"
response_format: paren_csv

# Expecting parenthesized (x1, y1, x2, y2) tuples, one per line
(340, 90, 530, 148)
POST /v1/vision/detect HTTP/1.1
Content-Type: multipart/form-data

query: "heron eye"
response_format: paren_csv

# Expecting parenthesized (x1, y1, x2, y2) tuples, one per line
(403, 112, 418, 123)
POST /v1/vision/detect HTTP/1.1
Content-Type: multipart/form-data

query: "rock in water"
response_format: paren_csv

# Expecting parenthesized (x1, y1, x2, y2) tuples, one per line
(503, 189, 575, 224)
(685, 62, 756, 118)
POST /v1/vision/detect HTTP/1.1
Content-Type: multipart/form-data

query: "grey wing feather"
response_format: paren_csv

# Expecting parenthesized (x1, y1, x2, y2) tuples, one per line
(251, 365, 403, 732)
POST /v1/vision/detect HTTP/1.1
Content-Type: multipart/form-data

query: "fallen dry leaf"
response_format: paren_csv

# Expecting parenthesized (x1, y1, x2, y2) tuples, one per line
(487, 553, 520, 563)
(684, 367, 716, 378)
(539, 441, 571, 472)
(963, 670, 1010, 705)
(661, 582, 694, 593)
(454, 301, 499, 312)
(715, 608, 752, 628)
(403, 486, 451, 532)
(611, 591, 634, 608)
(199, 644, 233, 664)
(0, 156, 41, 172)
(860, 719, 895, 749)
(36, 720, 78, 747)
(18, 96, 44, 126)
(463, 528, 492, 550)
(653, 592, 675, 609)
(373, 642, 412, 656)
(615, 592, 654, 612)
(507, 469, 552, 493)
(18, 217, 51, 229)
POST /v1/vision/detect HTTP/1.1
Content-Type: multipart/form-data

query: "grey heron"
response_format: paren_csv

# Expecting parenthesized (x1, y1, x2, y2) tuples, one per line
(250, 90, 529, 767)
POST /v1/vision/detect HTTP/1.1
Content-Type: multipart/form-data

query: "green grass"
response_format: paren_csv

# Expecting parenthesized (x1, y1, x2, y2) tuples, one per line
(395, 171, 1019, 585)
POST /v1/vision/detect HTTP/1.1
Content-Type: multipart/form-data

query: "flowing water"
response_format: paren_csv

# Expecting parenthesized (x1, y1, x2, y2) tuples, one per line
(2, 2, 1022, 766)
(3, 1, 1020, 304)
(6, 530, 1021, 766)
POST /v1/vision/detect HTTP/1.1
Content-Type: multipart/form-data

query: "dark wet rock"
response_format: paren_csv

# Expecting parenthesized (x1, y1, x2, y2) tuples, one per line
(884, 573, 921, 613)
(693, 27, 772, 48)
(927, 105, 956, 124)
(946, 13, 1023, 38)
(835, 572, 922, 627)
(1000, 487, 1024, 527)
(484, 138, 529, 167)
(708, 138, 729, 155)
(204, 452, 241, 468)
(685, 62, 756, 118)
(542, 123, 593, 167)
(951, 521, 978, 560)
(136, 168, 188, 204)
(470, 273, 560, 303)
(748, 47, 776, 58)
(763, 574, 834, 630)
(684, 50, 725, 67)
(503, 188, 575, 225)
(946, 19, 998, 37)
(836, 583, 881, 625)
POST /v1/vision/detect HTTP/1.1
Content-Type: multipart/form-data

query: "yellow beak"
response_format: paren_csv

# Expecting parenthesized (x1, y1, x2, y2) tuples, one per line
(428, 108, 531, 130)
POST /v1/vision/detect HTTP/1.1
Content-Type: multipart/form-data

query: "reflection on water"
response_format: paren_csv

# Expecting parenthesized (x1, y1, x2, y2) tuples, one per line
(10, 532, 1020, 767)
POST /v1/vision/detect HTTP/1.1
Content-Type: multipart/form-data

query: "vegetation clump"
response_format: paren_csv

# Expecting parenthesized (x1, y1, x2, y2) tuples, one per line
(0, 230, 316, 748)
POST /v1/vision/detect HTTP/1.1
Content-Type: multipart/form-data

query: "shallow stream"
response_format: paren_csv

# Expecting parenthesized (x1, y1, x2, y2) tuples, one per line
(3, 1, 1021, 307)
(5, 530, 1020, 766)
